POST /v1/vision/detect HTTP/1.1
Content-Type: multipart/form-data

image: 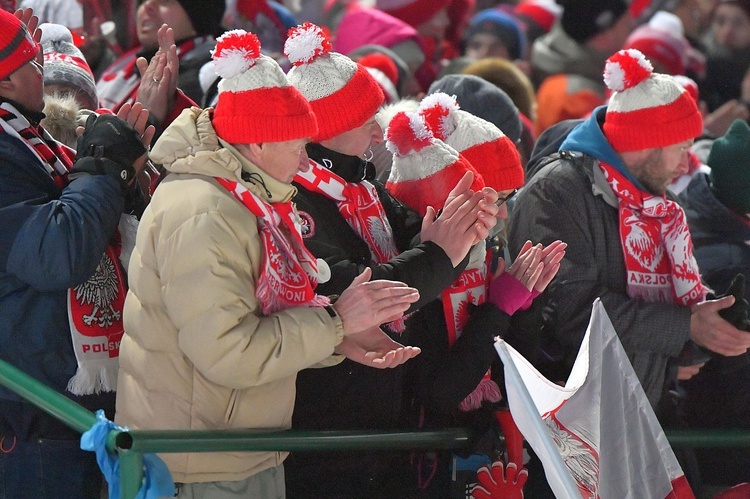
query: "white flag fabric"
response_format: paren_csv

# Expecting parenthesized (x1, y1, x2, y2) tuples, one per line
(495, 299, 694, 499)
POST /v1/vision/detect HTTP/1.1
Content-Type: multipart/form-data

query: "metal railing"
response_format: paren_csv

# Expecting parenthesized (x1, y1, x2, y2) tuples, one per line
(0, 359, 748, 498)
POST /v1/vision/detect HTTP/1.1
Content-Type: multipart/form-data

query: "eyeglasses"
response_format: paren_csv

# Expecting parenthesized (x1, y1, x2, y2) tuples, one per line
(495, 189, 518, 208)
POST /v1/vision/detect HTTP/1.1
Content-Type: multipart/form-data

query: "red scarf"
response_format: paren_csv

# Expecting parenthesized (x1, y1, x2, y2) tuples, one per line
(0, 102, 126, 395)
(295, 159, 407, 331)
(599, 162, 706, 306)
(442, 246, 502, 411)
(295, 159, 400, 264)
(215, 177, 330, 315)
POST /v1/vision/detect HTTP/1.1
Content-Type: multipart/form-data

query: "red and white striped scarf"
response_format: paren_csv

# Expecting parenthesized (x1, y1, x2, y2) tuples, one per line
(295, 159, 400, 264)
(0, 101, 127, 396)
(215, 177, 330, 315)
(295, 159, 408, 331)
(599, 162, 706, 306)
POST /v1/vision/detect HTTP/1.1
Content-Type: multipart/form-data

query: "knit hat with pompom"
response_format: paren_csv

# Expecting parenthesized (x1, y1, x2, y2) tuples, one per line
(385, 111, 484, 217)
(284, 22, 384, 142)
(211, 29, 317, 144)
(418, 92, 523, 192)
(602, 48, 702, 152)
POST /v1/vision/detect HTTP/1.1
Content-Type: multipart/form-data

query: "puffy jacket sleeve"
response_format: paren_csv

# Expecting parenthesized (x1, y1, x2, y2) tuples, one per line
(152, 201, 344, 390)
(0, 135, 123, 290)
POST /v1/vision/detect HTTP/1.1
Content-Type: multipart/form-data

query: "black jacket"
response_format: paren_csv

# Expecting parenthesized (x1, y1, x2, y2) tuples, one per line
(285, 143, 462, 498)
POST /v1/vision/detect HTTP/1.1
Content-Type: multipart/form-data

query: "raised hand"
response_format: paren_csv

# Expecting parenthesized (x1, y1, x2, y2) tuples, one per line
(421, 171, 499, 267)
(116, 102, 155, 176)
(333, 268, 420, 336)
(136, 24, 178, 126)
(334, 326, 421, 368)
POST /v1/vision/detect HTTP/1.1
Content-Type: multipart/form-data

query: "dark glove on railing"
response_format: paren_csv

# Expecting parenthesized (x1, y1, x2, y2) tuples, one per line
(71, 114, 147, 192)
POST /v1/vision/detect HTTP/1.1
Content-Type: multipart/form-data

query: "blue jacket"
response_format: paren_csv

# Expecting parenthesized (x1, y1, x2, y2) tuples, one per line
(0, 129, 123, 440)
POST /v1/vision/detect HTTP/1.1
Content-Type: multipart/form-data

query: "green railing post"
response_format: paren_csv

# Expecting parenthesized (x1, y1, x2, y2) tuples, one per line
(0, 359, 97, 434)
(118, 446, 144, 499)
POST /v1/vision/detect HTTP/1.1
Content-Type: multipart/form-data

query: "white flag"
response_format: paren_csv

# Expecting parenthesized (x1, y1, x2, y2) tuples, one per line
(495, 299, 694, 498)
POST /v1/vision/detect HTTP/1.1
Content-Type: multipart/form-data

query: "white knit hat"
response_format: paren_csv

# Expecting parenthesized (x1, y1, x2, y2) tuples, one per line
(284, 22, 384, 142)
(385, 111, 484, 217)
(418, 92, 524, 192)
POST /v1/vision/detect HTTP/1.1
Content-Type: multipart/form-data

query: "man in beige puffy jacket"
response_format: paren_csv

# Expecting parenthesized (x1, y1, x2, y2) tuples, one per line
(115, 30, 422, 498)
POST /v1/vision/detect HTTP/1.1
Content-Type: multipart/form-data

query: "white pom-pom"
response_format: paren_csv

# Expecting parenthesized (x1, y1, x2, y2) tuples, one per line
(385, 111, 433, 156)
(39, 23, 74, 44)
(418, 92, 459, 113)
(284, 22, 331, 66)
(418, 92, 459, 140)
(211, 29, 261, 79)
(603, 49, 653, 92)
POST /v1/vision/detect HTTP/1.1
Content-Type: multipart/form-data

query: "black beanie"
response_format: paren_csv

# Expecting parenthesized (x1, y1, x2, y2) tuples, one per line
(557, 0, 628, 42)
(177, 0, 226, 37)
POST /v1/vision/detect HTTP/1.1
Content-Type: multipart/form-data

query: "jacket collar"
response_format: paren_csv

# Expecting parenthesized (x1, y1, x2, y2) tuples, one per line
(306, 142, 375, 183)
(220, 139, 297, 204)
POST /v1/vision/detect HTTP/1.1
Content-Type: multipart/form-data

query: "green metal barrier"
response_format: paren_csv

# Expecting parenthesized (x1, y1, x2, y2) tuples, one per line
(0, 358, 748, 499)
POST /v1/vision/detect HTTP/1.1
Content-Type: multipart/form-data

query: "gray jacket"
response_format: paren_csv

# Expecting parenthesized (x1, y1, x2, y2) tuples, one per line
(508, 151, 692, 406)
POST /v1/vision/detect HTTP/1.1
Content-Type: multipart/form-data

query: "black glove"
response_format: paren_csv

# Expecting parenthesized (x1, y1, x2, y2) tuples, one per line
(717, 273, 750, 331)
(70, 113, 147, 191)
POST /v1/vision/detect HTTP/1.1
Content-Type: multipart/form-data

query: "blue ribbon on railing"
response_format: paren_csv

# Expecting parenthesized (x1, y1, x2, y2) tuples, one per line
(81, 409, 174, 499)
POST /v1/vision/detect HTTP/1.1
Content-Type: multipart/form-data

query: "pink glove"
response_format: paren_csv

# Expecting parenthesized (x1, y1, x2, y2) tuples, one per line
(488, 272, 534, 316)
(471, 460, 528, 499)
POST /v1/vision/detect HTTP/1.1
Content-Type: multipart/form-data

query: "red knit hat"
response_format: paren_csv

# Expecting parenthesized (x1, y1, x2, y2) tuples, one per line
(0, 10, 39, 80)
(602, 49, 703, 153)
(514, 0, 561, 33)
(419, 93, 524, 192)
(284, 22, 384, 142)
(357, 53, 399, 103)
(385, 111, 485, 217)
(211, 29, 318, 144)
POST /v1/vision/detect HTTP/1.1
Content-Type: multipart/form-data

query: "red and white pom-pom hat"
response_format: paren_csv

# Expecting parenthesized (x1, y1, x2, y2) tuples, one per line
(284, 22, 384, 142)
(385, 111, 485, 217)
(602, 48, 703, 153)
(419, 93, 524, 192)
(211, 29, 318, 144)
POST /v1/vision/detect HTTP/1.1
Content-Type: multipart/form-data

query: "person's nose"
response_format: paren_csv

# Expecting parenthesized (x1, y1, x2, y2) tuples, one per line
(371, 122, 384, 145)
(298, 149, 310, 172)
(496, 203, 508, 220)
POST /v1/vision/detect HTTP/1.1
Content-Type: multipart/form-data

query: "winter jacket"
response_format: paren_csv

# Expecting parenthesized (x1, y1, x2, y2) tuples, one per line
(116, 108, 345, 483)
(285, 142, 460, 497)
(507, 107, 692, 407)
(0, 106, 123, 441)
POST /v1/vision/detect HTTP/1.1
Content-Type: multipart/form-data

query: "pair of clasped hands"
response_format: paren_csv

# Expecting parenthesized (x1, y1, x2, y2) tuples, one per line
(330, 171, 566, 369)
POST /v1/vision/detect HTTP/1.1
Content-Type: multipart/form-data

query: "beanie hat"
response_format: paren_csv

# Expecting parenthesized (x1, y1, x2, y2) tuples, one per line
(385, 111, 485, 217)
(419, 93, 524, 192)
(0, 10, 39, 80)
(428, 74, 522, 144)
(602, 49, 703, 152)
(465, 9, 526, 61)
(357, 53, 400, 103)
(514, 0, 562, 33)
(211, 29, 318, 144)
(462, 57, 536, 121)
(350, 44, 410, 94)
(708, 119, 750, 214)
(623, 11, 702, 76)
(376, 0, 452, 29)
(176, 0, 225, 37)
(673, 74, 699, 103)
(557, 0, 629, 42)
(285, 22, 384, 142)
(40, 23, 98, 110)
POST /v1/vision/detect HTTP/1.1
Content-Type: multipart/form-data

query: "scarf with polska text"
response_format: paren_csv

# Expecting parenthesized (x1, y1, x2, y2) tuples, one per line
(295, 159, 411, 333)
(0, 102, 126, 396)
(215, 177, 330, 315)
(442, 244, 502, 411)
(599, 161, 706, 306)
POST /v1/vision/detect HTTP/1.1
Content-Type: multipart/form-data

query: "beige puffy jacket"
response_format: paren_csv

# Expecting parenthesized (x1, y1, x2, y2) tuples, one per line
(116, 108, 344, 483)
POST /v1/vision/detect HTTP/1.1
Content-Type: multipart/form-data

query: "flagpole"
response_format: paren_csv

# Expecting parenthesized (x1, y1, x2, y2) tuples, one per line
(496, 339, 582, 498)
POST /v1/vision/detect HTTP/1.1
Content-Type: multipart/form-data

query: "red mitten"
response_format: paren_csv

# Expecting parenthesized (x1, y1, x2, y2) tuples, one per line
(488, 272, 533, 316)
(471, 460, 528, 499)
